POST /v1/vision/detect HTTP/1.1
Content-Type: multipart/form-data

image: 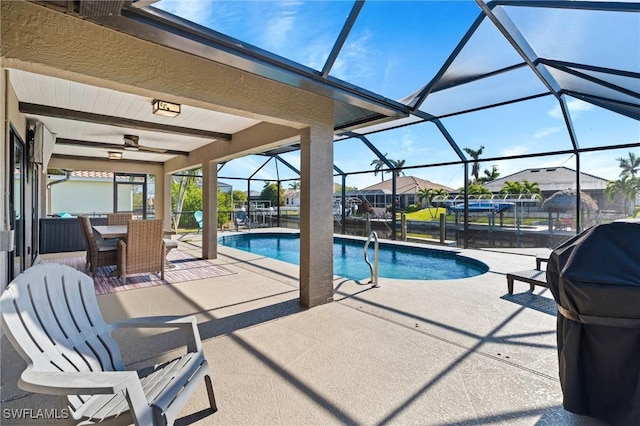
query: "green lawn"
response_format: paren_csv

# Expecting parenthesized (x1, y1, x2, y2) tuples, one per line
(405, 208, 447, 221)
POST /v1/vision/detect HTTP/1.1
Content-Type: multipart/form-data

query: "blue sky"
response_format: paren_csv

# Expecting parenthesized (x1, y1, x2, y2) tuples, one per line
(156, 1, 640, 192)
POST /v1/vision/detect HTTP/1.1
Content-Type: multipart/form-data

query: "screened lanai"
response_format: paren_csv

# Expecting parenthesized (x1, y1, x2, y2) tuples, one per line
(1, 0, 638, 295)
(185, 0, 640, 242)
(171, 1, 638, 156)
(2, 3, 640, 424)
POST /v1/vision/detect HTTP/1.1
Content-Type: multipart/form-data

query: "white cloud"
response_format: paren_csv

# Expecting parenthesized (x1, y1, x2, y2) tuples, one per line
(578, 151, 626, 181)
(264, 17, 295, 47)
(548, 105, 563, 120)
(568, 99, 595, 114)
(331, 31, 378, 83)
(534, 126, 563, 139)
(262, 3, 301, 51)
(548, 99, 593, 119)
(304, 39, 334, 70)
(500, 145, 529, 157)
(400, 133, 416, 151)
(156, 0, 216, 27)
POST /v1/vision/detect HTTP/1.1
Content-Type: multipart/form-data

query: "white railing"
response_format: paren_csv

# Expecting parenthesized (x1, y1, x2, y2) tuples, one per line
(364, 231, 379, 287)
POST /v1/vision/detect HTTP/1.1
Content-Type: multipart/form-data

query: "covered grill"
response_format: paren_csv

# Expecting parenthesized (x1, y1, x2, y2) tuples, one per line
(547, 220, 640, 425)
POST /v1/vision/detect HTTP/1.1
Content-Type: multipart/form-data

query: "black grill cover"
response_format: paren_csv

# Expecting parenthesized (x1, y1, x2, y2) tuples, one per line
(547, 220, 640, 425)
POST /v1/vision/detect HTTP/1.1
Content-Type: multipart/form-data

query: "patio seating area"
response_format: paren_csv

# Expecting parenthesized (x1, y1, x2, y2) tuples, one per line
(1, 3, 637, 424)
(1, 230, 606, 425)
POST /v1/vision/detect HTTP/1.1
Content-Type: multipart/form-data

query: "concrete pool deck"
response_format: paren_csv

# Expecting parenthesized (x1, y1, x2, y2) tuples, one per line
(1, 229, 606, 425)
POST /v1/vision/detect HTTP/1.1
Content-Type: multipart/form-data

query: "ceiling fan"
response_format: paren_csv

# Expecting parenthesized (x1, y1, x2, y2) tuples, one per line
(52, 135, 189, 157)
(123, 134, 167, 153)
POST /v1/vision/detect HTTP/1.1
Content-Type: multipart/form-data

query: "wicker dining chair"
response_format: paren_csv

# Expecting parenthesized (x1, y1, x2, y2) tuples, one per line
(107, 212, 133, 226)
(117, 219, 165, 284)
(78, 216, 117, 276)
(77, 215, 93, 270)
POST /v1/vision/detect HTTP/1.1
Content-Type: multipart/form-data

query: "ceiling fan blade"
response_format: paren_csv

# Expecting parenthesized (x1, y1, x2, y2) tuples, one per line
(138, 145, 167, 153)
(55, 137, 187, 155)
(124, 134, 166, 153)
(56, 138, 131, 151)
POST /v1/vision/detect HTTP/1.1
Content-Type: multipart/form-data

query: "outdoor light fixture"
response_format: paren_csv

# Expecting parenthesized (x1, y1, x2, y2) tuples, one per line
(152, 99, 181, 117)
(108, 151, 122, 160)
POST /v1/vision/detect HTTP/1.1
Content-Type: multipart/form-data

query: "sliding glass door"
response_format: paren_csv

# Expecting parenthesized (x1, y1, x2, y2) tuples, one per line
(8, 129, 26, 281)
(113, 173, 148, 219)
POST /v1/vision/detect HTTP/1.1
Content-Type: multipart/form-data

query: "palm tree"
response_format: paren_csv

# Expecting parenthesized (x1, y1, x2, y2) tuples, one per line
(478, 165, 499, 184)
(417, 187, 435, 217)
(370, 154, 388, 182)
(417, 187, 431, 204)
(172, 168, 200, 231)
(288, 180, 300, 190)
(605, 176, 639, 216)
(499, 180, 540, 197)
(463, 145, 485, 182)
(458, 183, 492, 197)
(521, 180, 541, 196)
(390, 159, 406, 177)
(617, 152, 640, 179)
(499, 181, 523, 196)
(418, 187, 448, 218)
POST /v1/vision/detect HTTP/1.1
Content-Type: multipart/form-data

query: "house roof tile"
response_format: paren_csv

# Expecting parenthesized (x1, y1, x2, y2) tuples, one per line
(357, 176, 453, 195)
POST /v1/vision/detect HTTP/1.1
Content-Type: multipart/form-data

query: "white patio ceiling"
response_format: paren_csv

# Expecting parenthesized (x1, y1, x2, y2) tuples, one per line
(10, 69, 260, 163)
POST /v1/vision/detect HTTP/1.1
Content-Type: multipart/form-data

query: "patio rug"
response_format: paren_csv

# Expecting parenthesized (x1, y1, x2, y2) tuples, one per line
(41, 249, 235, 295)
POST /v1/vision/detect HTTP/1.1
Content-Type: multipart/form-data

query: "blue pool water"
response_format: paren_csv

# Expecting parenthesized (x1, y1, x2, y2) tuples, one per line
(219, 233, 488, 281)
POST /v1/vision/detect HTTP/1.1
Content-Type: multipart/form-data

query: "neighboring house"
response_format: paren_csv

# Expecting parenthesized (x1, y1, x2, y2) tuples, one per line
(345, 176, 453, 210)
(284, 189, 300, 207)
(482, 166, 622, 213)
(247, 190, 273, 209)
(248, 190, 261, 203)
(187, 175, 232, 194)
(217, 181, 233, 194)
(51, 172, 233, 217)
(47, 171, 128, 216)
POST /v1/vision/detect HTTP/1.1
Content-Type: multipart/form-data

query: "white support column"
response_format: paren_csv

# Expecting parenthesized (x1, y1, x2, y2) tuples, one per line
(39, 170, 48, 219)
(159, 172, 171, 230)
(299, 126, 334, 308)
(202, 161, 218, 259)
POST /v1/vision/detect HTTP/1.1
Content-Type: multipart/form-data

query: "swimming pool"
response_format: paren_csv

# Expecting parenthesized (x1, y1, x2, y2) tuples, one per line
(219, 233, 488, 280)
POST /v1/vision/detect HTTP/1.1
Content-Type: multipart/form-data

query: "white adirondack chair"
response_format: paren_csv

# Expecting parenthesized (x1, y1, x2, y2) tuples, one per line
(0, 263, 217, 425)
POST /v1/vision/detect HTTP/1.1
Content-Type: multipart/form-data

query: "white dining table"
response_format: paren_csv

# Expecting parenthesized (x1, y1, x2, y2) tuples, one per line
(92, 225, 178, 269)
(93, 225, 175, 239)
(92, 225, 128, 239)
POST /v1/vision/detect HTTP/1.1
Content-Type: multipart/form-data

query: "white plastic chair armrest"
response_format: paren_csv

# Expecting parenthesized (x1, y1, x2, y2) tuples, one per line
(19, 368, 141, 396)
(111, 315, 202, 352)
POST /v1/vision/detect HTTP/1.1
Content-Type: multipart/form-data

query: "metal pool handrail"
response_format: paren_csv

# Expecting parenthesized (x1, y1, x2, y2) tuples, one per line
(364, 231, 379, 287)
